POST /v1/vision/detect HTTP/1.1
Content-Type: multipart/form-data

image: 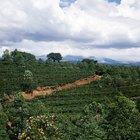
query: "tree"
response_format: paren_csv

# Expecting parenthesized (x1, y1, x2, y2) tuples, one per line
(13, 53, 25, 66)
(68, 102, 105, 140)
(103, 95, 140, 140)
(2, 49, 11, 64)
(18, 115, 61, 140)
(21, 51, 36, 64)
(95, 65, 106, 76)
(47, 53, 62, 62)
(4, 93, 29, 139)
(11, 49, 36, 65)
(20, 70, 36, 92)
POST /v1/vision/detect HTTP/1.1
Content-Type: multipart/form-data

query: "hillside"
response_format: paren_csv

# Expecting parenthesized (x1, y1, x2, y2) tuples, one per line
(0, 50, 140, 140)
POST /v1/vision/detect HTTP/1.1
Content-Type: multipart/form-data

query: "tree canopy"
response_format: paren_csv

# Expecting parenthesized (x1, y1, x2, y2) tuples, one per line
(47, 53, 62, 62)
(2, 49, 11, 64)
(2, 49, 36, 65)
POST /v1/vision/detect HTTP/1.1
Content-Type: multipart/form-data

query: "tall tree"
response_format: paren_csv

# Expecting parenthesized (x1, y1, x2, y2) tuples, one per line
(47, 53, 62, 62)
(20, 70, 36, 92)
(2, 49, 11, 64)
(11, 49, 36, 65)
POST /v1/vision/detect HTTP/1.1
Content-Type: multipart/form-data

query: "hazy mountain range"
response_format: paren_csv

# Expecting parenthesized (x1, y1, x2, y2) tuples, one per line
(36, 55, 140, 66)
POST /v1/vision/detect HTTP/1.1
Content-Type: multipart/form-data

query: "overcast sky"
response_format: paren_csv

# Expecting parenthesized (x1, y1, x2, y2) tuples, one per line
(0, 0, 140, 62)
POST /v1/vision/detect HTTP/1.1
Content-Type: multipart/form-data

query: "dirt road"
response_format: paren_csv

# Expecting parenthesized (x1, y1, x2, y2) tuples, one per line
(22, 75, 101, 100)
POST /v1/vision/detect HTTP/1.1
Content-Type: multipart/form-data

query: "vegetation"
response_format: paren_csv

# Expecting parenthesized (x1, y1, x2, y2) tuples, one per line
(18, 115, 61, 140)
(47, 53, 62, 62)
(21, 70, 36, 92)
(81, 58, 98, 64)
(0, 49, 140, 139)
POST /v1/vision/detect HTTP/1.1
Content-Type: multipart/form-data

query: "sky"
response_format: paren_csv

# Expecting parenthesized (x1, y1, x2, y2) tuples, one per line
(0, 0, 140, 62)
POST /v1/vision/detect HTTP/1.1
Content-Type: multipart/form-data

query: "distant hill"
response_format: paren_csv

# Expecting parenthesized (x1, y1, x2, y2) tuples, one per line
(97, 58, 124, 65)
(94, 58, 140, 66)
(127, 62, 140, 66)
(63, 55, 84, 62)
(36, 55, 140, 66)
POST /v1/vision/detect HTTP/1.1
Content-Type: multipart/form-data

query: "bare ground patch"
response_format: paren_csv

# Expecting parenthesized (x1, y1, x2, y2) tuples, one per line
(22, 75, 101, 100)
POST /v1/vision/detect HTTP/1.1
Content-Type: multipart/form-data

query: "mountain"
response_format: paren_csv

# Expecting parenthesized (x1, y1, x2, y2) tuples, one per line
(63, 55, 120, 64)
(126, 61, 140, 66)
(36, 55, 84, 63)
(97, 58, 123, 65)
(63, 55, 84, 62)
(92, 57, 140, 66)
(36, 55, 140, 66)
(63, 55, 140, 66)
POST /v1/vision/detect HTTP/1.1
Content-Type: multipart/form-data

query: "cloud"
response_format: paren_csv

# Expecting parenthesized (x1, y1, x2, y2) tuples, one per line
(0, 39, 139, 62)
(60, 0, 76, 7)
(0, 0, 140, 61)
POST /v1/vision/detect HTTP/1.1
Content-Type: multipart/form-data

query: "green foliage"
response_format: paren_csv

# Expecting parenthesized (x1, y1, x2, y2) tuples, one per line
(82, 58, 98, 64)
(2, 93, 30, 139)
(18, 115, 61, 140)
(72, 102, 105, 140)
(24, 70, 34, 81)
(21, 70, 36, 92)
(103, 95, 140, 140)
(2, 49, 36, 66)
(2, 49, 11, 64)
(28, 100, 47, 115)
(0, 105, 9, 140)
(47, 53, 62, 62)
(38, 58, 45, 65)
(11, 49, 36, 65)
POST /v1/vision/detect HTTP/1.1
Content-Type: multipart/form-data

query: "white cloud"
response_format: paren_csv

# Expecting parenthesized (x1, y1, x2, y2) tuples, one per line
(0, 0, 140, 61)
(0, 39, 139, 62)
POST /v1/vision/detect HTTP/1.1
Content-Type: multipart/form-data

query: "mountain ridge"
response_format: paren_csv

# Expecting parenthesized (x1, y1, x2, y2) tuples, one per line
(36, 55, 140, 66)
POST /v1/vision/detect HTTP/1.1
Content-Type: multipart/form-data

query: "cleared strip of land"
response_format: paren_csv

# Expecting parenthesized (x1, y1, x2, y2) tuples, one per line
(22, 75, 101, 100)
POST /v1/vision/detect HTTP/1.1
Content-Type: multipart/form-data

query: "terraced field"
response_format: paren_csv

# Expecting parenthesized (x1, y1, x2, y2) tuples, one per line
(24, 87, 120, 116)
(119, 84, 140, 98)
(24, 75, 140, 120)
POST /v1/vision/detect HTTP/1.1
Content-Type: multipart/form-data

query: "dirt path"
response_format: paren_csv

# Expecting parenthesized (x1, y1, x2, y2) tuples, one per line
(22, 75, 101, 100)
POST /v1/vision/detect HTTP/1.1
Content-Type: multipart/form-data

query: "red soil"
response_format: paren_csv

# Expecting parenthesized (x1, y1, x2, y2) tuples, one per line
(22, 75, 101, 100)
